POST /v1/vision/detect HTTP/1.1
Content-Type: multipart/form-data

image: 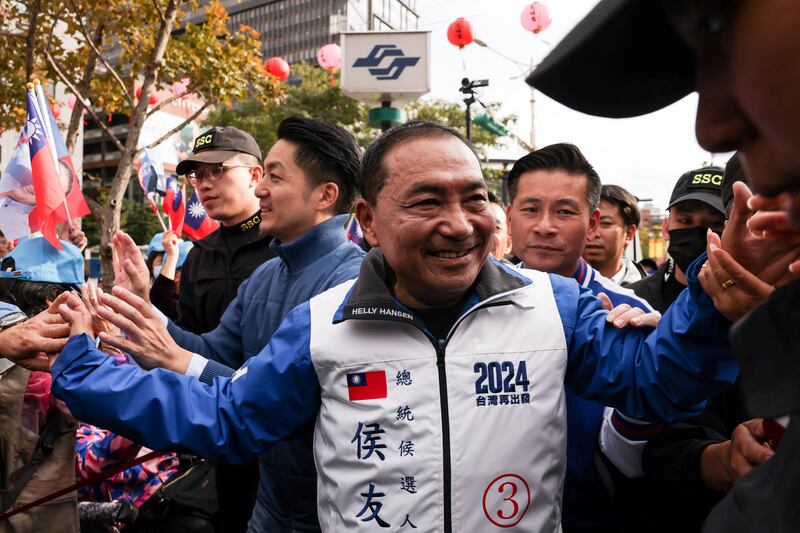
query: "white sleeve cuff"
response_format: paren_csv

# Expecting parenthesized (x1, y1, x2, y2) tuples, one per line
(185, 353, 208, 378)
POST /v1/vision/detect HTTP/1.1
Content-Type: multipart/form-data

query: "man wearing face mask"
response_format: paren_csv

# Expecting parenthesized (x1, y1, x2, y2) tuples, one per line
(629, 167, 726, 314)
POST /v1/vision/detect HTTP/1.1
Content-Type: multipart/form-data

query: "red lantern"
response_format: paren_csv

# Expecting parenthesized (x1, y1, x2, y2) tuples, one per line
(51, 103, 62, 119)
(135, 85, 143, 100)
(148, 93, 158, 106)
(447, 18, 474, 48)
(520, 2, 551, 34)
(67, 94, 77, 109)
(264, 56, 290, 81)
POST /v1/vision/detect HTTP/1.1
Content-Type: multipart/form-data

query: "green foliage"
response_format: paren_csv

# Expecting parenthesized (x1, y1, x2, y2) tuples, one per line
(205, 62, 374, 151)
(121, 199, 164, 245)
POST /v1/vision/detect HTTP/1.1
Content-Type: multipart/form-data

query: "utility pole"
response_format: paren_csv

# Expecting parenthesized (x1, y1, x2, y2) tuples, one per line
(529, 58, 536, 150)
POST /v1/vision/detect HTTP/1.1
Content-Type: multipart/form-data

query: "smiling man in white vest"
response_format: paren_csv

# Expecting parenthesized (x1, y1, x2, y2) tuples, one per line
(50, 121, 761, 532)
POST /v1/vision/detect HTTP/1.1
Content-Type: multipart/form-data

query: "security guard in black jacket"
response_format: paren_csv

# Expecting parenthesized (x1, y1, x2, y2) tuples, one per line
(175, 126, 275, 533)
(630, 167, 726, 314)
(175, 127, 275, 334)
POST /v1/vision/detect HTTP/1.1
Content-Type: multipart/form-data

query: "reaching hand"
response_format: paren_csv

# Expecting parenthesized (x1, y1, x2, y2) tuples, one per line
(597, 292, 661, 329)
(699, 230, 774, 322)
(0, 293, 71, 372)
(721, 182, 800, 286)
(162, 231, 179, 258)
(728, 419, 775, 479)
(67, 224, 89, 251)
(112, 231, 150, 302)
(80, 282, 118, 338)
(96, 286, 193, 374)
(57, 292, 94, 340)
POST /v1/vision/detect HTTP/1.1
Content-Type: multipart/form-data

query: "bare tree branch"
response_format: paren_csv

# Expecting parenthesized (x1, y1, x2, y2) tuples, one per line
(151, 0, 166, 24)
(145, 88, 192, 117)
(65, 23, 104, 152)
(140, 101, 209, 154)
(44, 48, 126, 153)
(68, 0, 134, 108)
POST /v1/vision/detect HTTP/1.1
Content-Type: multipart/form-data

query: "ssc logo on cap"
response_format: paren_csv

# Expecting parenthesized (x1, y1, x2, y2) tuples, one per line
(691, 173, 723, 187)
(194, 132, 216, 151)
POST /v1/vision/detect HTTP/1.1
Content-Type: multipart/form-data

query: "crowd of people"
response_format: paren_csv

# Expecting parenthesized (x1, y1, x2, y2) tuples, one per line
(1, 1, 799, 532)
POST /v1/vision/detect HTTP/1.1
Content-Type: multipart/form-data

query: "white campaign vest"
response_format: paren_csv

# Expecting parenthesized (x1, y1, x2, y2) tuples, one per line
(309, 269, 568, 532)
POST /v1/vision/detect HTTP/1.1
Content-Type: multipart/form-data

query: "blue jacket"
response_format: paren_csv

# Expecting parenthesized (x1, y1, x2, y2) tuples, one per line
(52, 255, 736, 531)
(564, 258, 654, 533)
(166, 214, 364, 531)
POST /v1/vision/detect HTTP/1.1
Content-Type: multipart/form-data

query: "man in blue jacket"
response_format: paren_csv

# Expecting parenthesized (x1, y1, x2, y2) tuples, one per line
(51, 122, 771, 532)
(98, 117, 365, 532)
(506, 142, 657, 533)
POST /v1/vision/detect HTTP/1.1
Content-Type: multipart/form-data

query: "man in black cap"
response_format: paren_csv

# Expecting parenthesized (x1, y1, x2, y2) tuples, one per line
(528, 4, 800, 531)
(629, 167, 726, 314)
(175, 126, 275, 335)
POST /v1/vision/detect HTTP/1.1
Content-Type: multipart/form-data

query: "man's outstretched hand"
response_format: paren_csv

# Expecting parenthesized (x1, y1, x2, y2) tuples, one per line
(96, 286, 193, 374)
(0, 293, 71, 372)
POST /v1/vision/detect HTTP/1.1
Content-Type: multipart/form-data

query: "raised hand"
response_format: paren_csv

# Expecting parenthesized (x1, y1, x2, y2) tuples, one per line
(699, 230, 775, 322)
(95, 286, 193, 373)
(112, 231, 150, 301)
(721, 183, 800, 286)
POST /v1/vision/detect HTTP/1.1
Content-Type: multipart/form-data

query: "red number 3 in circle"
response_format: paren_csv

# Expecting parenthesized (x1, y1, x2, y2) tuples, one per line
(482, 474, 532, 528)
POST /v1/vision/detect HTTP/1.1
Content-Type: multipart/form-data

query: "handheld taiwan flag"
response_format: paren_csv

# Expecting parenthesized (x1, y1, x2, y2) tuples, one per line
(345, 215, 364, 247)
(347, 371, 387, 401)
(162, 177, 185, 235)
(24, 85, 64, 250)
(183, 190, 218, 240)
(37, 83, 91, 222)
(137, 148, 167, 230)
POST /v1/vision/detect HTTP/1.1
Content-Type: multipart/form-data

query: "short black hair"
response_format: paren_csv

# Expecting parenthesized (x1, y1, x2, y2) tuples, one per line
(277, 116, 361, 213)
(0, 278, 72, 317)
(507, 143, 601, 210)
(360, 121, 480, 204)
(600, 184, 640, 227)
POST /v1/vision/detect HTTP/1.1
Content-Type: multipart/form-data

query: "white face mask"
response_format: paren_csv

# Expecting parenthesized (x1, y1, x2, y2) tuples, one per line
(153, 266, 162, 279)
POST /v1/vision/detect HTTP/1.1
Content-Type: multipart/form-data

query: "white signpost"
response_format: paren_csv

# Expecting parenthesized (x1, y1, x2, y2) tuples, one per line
(341, 31, 431, 129)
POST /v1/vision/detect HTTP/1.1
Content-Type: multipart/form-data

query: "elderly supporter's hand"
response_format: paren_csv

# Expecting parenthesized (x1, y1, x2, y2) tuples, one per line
(112, 231, 150, 302)
(700, 230, 774, 322)
(57, 292, 94, 340)
(597, 292, 661, 329)
(747, 194, 800, 279)
(700, 418, 773, 494)
(722, 183, 800, 286)
(96, 286, 193, 373)
(68, 224, 88, 251)
(0, 293, 71, 372)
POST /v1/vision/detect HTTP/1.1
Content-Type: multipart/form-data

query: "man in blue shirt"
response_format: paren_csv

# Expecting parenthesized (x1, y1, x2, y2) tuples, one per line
(97, 117, 365, 532)
(506, 143, 656, 532)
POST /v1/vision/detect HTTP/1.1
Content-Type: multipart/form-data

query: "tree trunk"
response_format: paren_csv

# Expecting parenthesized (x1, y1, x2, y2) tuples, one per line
(25, 0, 42, 82)
(98, 0, 181, 289)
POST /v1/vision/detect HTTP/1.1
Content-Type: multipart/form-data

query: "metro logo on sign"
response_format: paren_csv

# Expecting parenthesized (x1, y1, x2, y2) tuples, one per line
(347, 371, 388, 401)
(353, 45, 420, 80)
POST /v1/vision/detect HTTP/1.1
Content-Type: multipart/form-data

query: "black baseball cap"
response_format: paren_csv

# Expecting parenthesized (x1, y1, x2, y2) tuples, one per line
(527, 0, 695, 118)
(668, 166, 725, 215)
(176, 126, 262, 175)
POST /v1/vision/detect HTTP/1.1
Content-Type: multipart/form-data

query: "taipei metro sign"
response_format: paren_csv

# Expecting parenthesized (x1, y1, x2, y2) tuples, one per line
(341, 31, 431, 105)
(353, 45, 420, 80)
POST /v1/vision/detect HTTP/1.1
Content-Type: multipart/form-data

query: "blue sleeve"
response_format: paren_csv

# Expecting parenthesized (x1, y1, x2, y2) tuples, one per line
(167, 273, 255, 368)
(52, 303, 320, 464)
(555, 255, 737, 423)
(0, 301, 22, 316)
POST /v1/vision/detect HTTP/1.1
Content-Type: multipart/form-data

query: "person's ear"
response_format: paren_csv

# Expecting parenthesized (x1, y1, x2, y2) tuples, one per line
(356, 198, 379, 247)
(505, 204, 513, 239)
(316, 182, 340, 213)
(586, 208, 600, 242)
(250, 165, 263, 187)
(625, 224, 638, 245)
(662, 216, 670, 240)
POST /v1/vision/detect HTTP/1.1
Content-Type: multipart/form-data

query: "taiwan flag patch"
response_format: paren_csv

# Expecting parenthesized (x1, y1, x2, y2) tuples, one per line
(347, 371, 388, 401)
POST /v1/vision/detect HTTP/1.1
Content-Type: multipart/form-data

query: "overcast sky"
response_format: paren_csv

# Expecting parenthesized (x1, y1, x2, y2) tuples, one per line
(416, 0, 732, 210)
